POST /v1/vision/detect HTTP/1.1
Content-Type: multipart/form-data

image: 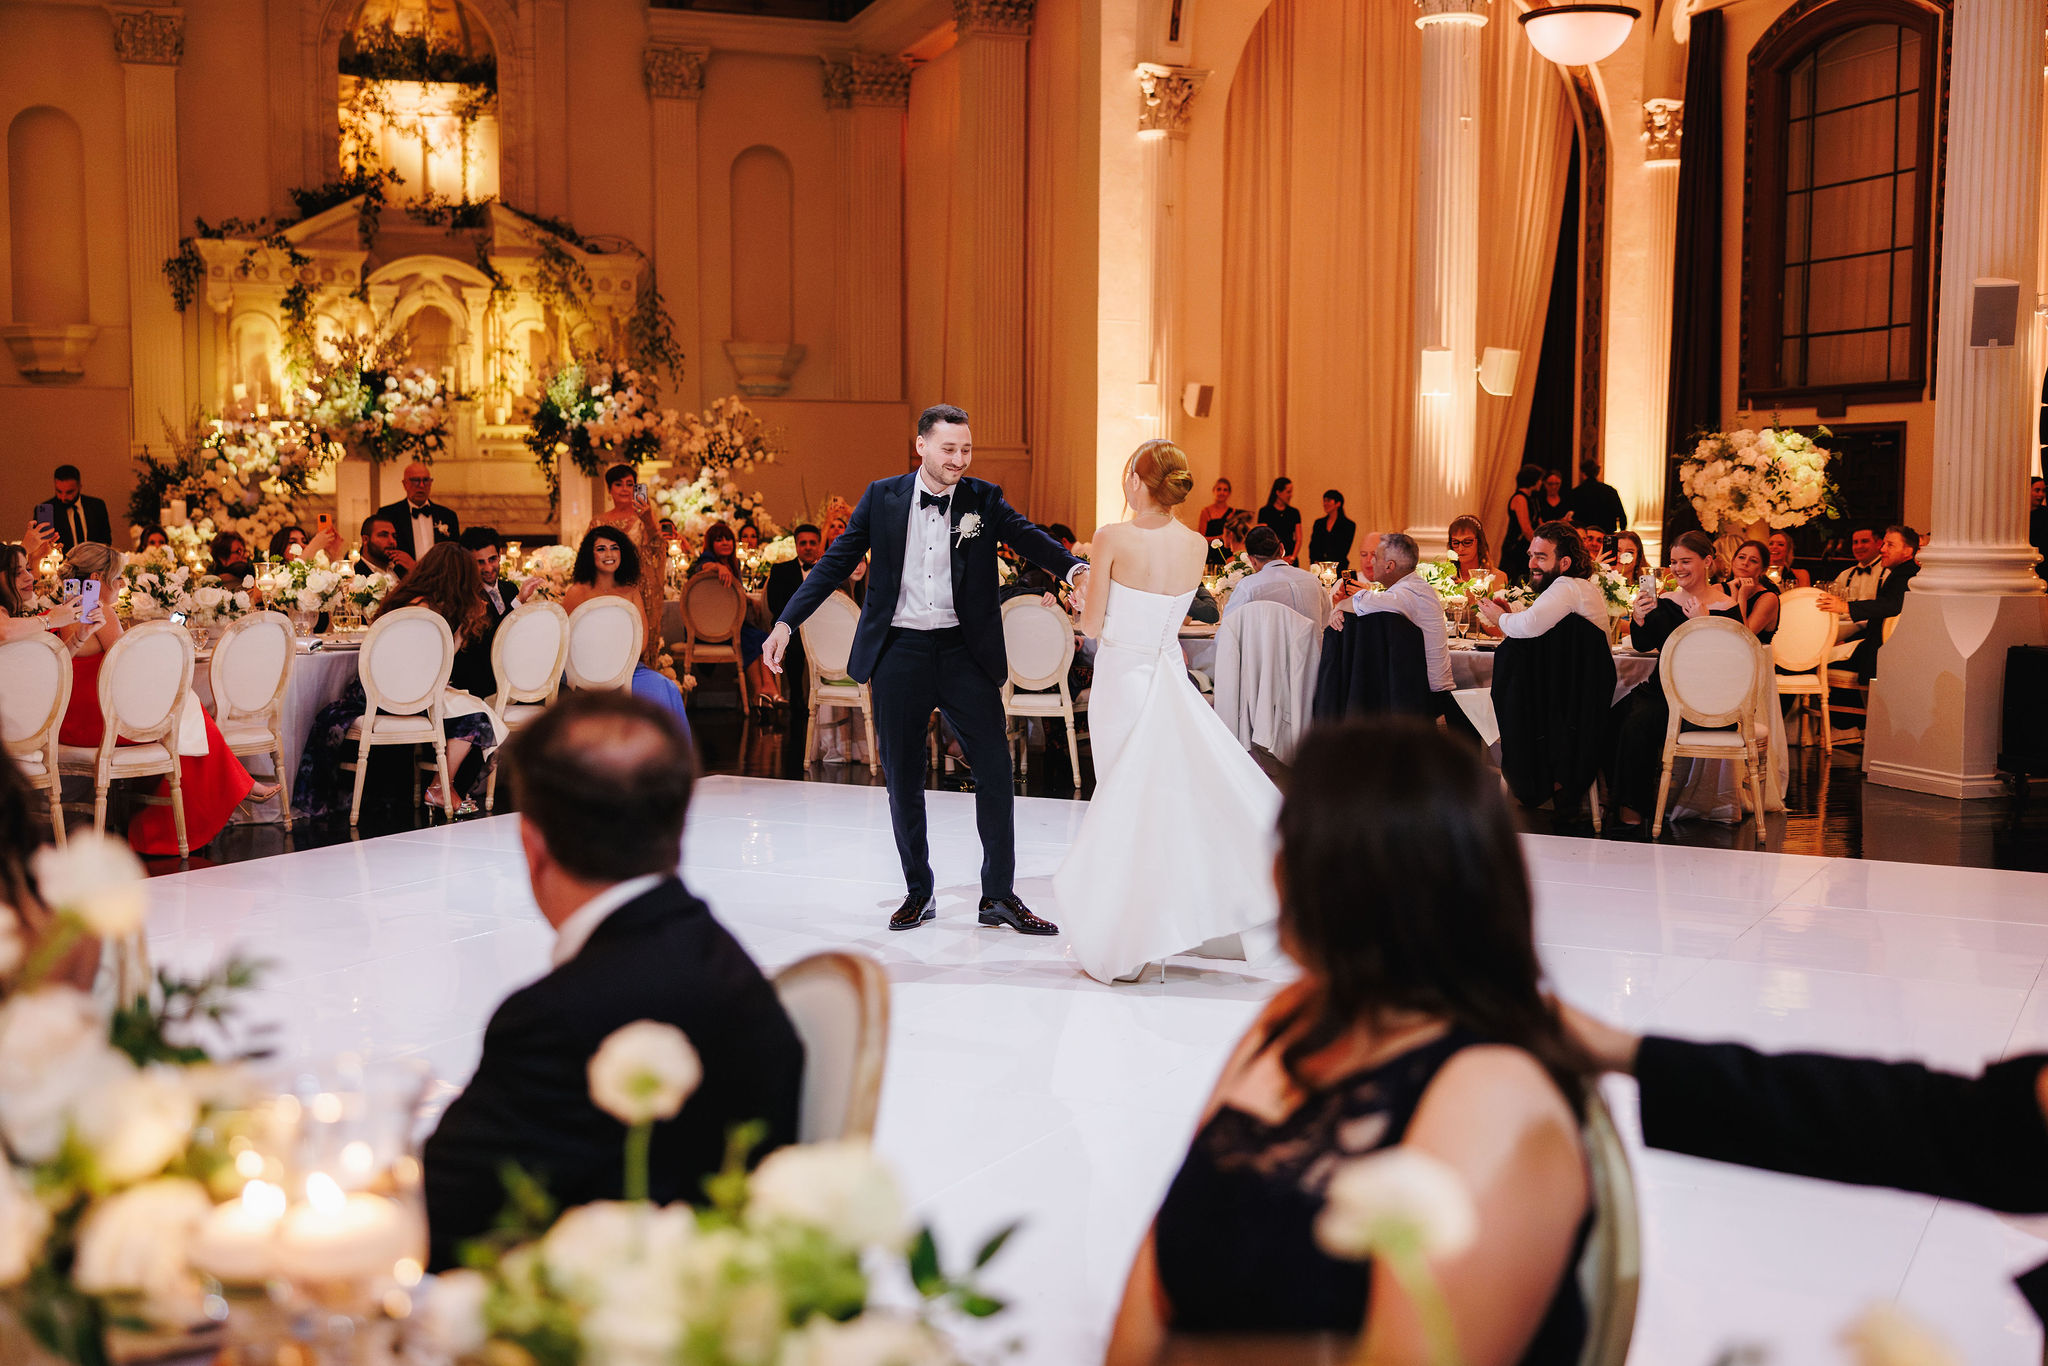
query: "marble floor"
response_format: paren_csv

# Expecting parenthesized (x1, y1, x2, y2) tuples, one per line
(146, 777, 2048, 1365)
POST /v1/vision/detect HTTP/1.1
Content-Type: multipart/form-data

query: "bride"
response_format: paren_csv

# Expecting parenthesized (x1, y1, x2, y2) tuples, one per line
(1055, 440, 1281, 984)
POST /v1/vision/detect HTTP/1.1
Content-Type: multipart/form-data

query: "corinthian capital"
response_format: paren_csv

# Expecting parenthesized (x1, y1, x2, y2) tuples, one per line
(1137, 64, 1208, 138)
(1642, 98, 1684, 163)
(1413, 0, 1488, 25)
(645, 45, 710, 100)
(953, 0, 1034, 38)
(106, 5, 184, 65)
(824, 52, 914, 109)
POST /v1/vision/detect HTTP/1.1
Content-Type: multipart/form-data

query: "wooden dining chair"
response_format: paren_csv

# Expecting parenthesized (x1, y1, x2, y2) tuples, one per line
(999, 596, 1089, 788)
(206, 611, 298, 828)
(679, 573, 752, 708)
(0, 633, 74, 845)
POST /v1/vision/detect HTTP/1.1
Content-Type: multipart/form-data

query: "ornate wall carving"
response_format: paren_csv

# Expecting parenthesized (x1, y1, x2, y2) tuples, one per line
(1136, 63, 1205, 137)
(646, 44, 710, 100)
(953, 0, 1034, 38)
(822, 52, 913, 109)
(1642, 97, 1683, 163)
(106, 5, 185, 66)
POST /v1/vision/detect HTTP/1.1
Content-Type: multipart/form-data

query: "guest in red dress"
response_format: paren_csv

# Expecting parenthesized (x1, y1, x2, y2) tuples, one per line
(52, 545, 272, 857)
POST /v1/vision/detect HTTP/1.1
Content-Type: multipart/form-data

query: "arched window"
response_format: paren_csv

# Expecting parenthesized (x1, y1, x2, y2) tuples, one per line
(1742, 0, 1944, 405)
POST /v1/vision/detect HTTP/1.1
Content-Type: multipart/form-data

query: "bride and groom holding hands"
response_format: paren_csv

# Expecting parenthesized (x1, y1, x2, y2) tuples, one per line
(762, 404, 1276, 983)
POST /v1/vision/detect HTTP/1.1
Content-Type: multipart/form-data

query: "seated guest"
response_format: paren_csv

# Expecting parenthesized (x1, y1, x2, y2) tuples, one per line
(1217, 508, 1253, 560)
(1610, 530, 1649, 580)
(424, 693, 803, 1269)
(1447, 514, 1502, 595)
(738, 522, 761, 551)
(1307, 489, 1356, 567)
(1478, 522, 1606, 640)
(2, 542, 95, 642)
(1107, 719, 1591, 1362)
(210, 531, 255, 584)
(267, 526, 308, 562)
(1577, 525, 1608, 569)
(1607, 530, 1743, 830)
(451, 526, 542, 701)
(1331, 532, 1460, 724)
(1817, 524, 1918, 681)
(690, 521, 781, 710)
(1185, 582, 1220, 626)
(355, 513, 413, 578)
(1822, 525, 1885, 645)
(2032, 479, 2047, 583)
(563, 526, 695, 736)
(1222, 525, 1327, 628)
(1047, 522, 1078, 552)
(1766, 530, 1809, 587)
(137, 524, 170, 551)
(1726, 539, 1781, 643)
(766, 525, 823, 622)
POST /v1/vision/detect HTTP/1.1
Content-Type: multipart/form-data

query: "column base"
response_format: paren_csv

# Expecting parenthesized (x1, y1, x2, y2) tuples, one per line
(1865, 588, 2048, 799)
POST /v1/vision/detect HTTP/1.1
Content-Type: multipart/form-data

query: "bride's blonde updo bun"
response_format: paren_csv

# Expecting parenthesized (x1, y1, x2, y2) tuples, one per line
(1129, 439, 1196, 508)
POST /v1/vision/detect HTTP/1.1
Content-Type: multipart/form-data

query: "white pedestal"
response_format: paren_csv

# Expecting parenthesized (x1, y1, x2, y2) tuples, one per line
(1865, 590, 2048, 798)
(559, 472, 596, 548)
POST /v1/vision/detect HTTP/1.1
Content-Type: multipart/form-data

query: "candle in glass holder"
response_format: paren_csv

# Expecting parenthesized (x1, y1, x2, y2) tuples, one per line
(190, 1180, 286, 1285)
(275, 1174, 411, 1284)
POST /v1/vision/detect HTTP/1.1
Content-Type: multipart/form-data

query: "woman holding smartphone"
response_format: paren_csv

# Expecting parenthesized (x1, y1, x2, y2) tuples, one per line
(594, 463, 669, 667)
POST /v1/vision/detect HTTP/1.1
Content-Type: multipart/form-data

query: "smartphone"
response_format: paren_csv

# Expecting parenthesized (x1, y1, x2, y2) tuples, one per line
(1637, 572, 1657, 595)
(633, 480, 650, 509)
(76, 579, 102, 618)
(316, 512, 333, 531)
(33, 502, 55, 530)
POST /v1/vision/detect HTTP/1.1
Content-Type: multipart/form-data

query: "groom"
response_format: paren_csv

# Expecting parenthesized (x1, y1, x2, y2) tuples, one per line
(763, 404, 1089, 935)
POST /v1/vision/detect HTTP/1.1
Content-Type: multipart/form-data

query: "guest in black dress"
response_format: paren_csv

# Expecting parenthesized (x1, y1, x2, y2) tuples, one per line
(1607, 530, 1747, 827)
(1257, 477, 1303, 561)
(1726, 540, 1780, 644)
(1536, 469, 1569, 525)
(1306, 489, 1356, 567)
(1500, 464, 1544, 584)
(1108, 719, 1593, 1365)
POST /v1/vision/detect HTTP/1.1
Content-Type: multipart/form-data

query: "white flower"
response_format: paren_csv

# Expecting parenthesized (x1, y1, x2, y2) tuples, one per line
(0, 1167, 50, 1287)
(73, 1060, 200, 1184)
(72, 1177, 212, 1314)
(587, 1021, 701, 1126)
(953, 513, 982, 544)
(541, 1200, 694, 1303)
(1315, 1147, 1478, 1262)
(1841, 1304, 1961, 1366)
(746, 1140, 908, 1250)
(580, 1258, 688, 1366)
(0, 986, 117, 1161)
(32, 833, 148, 937)
(424, 1268, 492, 1357)
(777, 1313, 951, 1366)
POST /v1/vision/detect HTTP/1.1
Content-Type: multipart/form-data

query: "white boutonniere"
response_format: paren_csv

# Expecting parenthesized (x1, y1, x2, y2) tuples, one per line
(954, 513, 982, 546)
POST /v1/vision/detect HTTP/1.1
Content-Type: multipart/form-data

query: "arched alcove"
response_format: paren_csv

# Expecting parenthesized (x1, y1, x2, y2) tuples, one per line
(729, 146, 796, 345)
(7, 106, 89, 325)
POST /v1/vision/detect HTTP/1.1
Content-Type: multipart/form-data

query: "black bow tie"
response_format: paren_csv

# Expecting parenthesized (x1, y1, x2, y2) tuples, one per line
(920, 490, 951, 512)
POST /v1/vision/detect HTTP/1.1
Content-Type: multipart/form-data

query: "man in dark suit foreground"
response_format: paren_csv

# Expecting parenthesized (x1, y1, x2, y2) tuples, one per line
(423, 693, 804, 1268)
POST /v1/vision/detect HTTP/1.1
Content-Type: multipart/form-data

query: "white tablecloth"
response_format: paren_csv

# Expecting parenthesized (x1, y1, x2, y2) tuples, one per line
(193, 642, 361, 822)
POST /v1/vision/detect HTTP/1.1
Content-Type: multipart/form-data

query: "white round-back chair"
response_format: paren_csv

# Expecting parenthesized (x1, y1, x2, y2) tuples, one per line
(797, 591, 877, 775)
(1770, 587, 1837, 752)
(483, 601, 571, 811)
(207, 611, 298, 828)
(1652, 616, 1771, 845)
(565, 596, 645, 693)
(0, 633, 74, 844)
(771, 951, 890, 1143)
(343, 606, 456, 826)
(999, 596, 1088, 789)
(56, 620, 196, 855)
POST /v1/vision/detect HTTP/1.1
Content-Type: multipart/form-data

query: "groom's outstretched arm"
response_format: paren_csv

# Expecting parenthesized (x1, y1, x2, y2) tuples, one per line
(987, 488, 1083, 583)
(766, 486, 878, 673)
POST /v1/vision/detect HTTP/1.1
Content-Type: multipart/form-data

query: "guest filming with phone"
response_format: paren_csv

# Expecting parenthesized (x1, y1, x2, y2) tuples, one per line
(594, 463, 669, 667)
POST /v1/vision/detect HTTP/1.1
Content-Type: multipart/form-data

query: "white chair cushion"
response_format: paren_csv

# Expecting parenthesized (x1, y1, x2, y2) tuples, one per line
(1774, 675, 1824, 695)
(218, 721, 279, 751)
(13, 752, 46, 777)
(59, 742, 175, 776)
(501, 702, 549, 728)
(1005, 691, 1073, 716)
(344, 714, 439, 741)
(815, 682, 865, 705)
(1672, 731, 1748, 752)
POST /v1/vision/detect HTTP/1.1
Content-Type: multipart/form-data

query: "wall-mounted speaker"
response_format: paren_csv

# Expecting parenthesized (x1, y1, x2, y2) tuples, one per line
(1479, 347, 1522, 397)
(1182, 382, 1214, 418)
(1971, 277, 2021, 349)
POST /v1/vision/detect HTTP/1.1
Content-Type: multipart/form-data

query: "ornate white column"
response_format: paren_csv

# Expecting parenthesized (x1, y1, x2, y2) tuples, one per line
(1867, 0, 2048, 798)
(946, 0, 1033, 491)
(1407, 0, 1487, 557)
(824, 53, 910, 402)
(1135, 64, 1206, 443)
(1633, 98, 1683, 561)
(647, 44, 709, 416)
(108, 4, 187, 455)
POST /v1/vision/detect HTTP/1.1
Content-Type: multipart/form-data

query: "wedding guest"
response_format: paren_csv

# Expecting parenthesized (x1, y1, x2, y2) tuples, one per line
(1186, 583, 1221, 626)
(766, 524, 823, 621)
(1611, 530, 1649, 580)
(294, 544, 505, 819)
(355, 513, 413, 578)
(1, 542, 94, 642)
(452, 527, 542, 701)
(1047, 523, 1078, 552)
(563, 526, 695, 735)
(210, 531, 255, 583)
(1501, 464, 1544, 583)
(1107, 718, 1591, 1362)
(1334, 531, 1384, 602)
(690, 521, 780, 710)
(137, 525, 170, 551)
(1217, 508, 1253, 559)
(1766, 530, 1810, 587)
(44, 465, 111, 551)
(1333, 533, 1458, 720)
(1448, 514, 1502, 596)
(1198, 478, 1237, 565)
(54, 543, 273, 852)
(374, 461, 460, 562)
(738, 522, 761, 551)
(2029, 484, 2046, 583)
(1535, 469, 1569, 524)
(1726, 540, 1781, 644)
(1822, 525, 1885, 646)
(594, 464, 668, 668)
(423, 692, 802, 1270)
(1564, 457, 1627, 533)
(1224, 525, 1327, 628)
(1307, 489, 1356, 567)
(1577, 526, 1608, 569)
(1479, 522, 1606, 641)
(0, 753, 98, 989)
(1818, 524, 1919, 681)
(267, 526, 308, 561)
(1607, 531, 1744, 831)
(1257, 477, 1302, 561)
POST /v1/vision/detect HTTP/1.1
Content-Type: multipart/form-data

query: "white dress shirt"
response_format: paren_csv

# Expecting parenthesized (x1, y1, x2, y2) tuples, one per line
(548, 873, 666, 967)
(1496, 575, 1609, 640)
(409, 502, 438, 552)
(1349, 571, 1453, 692)
(892, 472, 962, 630)
(1828, 558, 1883, 602)
(1224, 561, 1329, 629)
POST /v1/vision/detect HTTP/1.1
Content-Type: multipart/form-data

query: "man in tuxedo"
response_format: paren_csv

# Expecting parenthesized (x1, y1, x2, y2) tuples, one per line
(766, 523, 824, 620)
(1818, 523, 1919, 681)
(374, 461, 461, 562)
(423, 693, 803, 1269)
(44, 465, 112, 551)
(451, 526, 534, 699)
(354, 513, 412, 578)
(763, 404, 1088, 935)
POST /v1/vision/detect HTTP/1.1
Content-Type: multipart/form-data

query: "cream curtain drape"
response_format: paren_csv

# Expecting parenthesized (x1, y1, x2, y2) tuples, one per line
(1221, 0, 1570, 547)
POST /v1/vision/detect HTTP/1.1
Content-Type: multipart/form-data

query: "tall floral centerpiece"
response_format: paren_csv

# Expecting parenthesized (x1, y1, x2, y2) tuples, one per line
(1678, 425, 1840, 560)
(303, 336, 454, 468)
(648, 468, 785, 549)
(129, 412, 335, 552)
(519, 359, 678, 503)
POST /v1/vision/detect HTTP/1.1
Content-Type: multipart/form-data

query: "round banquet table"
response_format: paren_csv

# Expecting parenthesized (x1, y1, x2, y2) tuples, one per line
(191, 639, 363, 824)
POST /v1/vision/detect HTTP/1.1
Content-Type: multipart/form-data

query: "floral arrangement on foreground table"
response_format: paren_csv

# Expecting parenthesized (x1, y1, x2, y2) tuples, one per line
(119, 549, 255, 629)
(1678, 425, 1839, 533)
(427, 1019, 1015, 1366)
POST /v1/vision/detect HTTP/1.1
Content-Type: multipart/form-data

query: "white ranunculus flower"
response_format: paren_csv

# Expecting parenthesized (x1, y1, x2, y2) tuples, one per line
(0, 1167, 50, 1287)
(542, 1200, 694, 1302)
(306, 570, 337, 595)
(1841, 1303, 1962, 1366)
(587, 1021, 701, 1126)
(32, 833, 148, 937)
(73, 1060, 200, 1184)
(424, 1268, 492, 1357)
(777, 1312, 951, 1366)
(1315, 1147, 1477, 1262)
(0, 986, 118, 1161)
(72, 1177, 212, 1312)
(746, 1140, 909, 1250)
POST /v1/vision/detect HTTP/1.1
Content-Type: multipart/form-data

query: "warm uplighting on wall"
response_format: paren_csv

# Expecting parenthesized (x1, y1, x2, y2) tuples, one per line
(1518, 3, 1640, 64)
(1420, 347, 1456, 397)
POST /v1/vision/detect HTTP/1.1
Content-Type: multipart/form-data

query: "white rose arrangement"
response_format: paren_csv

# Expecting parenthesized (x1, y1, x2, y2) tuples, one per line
(427, 1019, 1017, 1366)
(1679, 424, 1840, 533)
(510, 545, 578, 603)
(647, 467, 786, 549)
(255, 552, 351, 619)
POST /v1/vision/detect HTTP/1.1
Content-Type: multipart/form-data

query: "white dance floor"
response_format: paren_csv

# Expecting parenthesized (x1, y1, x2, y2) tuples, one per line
(147, 777, 2048, 1364)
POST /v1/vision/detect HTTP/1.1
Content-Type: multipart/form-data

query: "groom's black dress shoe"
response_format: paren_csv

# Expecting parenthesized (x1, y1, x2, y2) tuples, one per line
(978, 895, 1059, 936)
(889, 893, 937, 931)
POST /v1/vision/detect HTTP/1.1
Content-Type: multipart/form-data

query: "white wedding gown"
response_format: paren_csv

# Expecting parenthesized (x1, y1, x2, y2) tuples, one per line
(1055, 580, 1281, 983)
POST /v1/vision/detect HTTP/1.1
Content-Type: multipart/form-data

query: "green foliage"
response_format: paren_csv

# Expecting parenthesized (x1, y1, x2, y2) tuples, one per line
(107, 957, 267, 1069)
(340, 20, 498, 88)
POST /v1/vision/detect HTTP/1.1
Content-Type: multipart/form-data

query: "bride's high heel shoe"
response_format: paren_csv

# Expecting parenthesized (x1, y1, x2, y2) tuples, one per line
(1109, 961, 1165, 985)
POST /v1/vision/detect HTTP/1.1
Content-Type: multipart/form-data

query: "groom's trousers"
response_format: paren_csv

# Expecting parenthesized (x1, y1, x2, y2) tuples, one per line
(869, 626, 1015, 901)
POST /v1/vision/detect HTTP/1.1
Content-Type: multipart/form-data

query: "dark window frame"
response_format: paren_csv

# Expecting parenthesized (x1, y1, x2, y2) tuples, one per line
(1741, 0, 1948, 409)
